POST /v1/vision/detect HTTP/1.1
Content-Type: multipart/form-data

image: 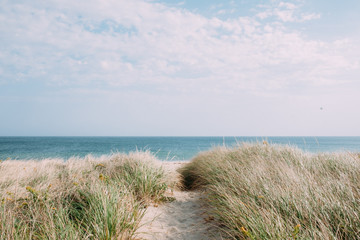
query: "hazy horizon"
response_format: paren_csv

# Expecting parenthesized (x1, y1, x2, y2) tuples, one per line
(1, 135, 359, 138)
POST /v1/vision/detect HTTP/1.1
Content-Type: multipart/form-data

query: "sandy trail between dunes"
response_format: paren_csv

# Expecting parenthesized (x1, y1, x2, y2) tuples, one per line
(136, 162, 222, 240)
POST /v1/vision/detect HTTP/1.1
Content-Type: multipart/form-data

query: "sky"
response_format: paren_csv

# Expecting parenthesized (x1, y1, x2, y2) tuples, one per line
(0, 0, 359, 136)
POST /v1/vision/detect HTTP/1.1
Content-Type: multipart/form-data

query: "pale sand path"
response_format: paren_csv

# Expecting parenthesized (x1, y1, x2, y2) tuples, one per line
(136, 162, 222, 240)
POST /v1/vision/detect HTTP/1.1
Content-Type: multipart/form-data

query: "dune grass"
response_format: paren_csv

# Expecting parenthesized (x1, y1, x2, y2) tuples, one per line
(0, 152, 170, 240)
(180, 143, 360, 239)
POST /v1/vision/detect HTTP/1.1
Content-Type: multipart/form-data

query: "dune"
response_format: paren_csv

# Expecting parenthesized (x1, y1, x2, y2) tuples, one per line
(137, 162, 222, 240)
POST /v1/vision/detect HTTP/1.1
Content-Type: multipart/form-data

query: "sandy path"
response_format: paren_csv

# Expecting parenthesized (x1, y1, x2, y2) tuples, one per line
(136, 162, 222, 240)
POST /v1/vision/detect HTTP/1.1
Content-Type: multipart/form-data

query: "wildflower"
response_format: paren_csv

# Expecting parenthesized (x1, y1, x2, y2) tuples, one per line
(26, 186, 38, 197)
(292, 224, 301, 239)
(26, 186, 35, 192)
(241, 227, 252, 238)
(99, 174, 107, 181)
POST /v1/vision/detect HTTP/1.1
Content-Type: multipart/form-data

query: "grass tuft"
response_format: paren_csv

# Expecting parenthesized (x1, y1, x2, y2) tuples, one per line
(179, 143, 360, 239)
(0, 151, 170, 239)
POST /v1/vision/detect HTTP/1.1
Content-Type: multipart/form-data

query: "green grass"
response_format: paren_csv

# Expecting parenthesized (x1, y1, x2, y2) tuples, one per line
(0, 152, 170, 240)
(180, 143, 360, 239)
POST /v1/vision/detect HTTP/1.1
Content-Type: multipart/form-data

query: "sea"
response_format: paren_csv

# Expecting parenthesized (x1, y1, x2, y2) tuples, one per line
(0, 136, 360, 161)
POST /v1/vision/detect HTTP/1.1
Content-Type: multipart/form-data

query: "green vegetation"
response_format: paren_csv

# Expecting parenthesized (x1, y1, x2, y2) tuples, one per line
(180, 144, 360, 239)
(2, 145, 359, 239)
(0, 152, 170, 239)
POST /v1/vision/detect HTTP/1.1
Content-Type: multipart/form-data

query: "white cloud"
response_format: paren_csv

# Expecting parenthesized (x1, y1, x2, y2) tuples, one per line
(256, 1, 321, 22)
(0, 0, 358, 96)
(301, 13, 321, 21)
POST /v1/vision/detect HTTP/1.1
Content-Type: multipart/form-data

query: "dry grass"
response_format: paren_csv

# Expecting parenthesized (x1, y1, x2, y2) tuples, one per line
(0, 151, 170, 239)
(180, 143, 360, 239)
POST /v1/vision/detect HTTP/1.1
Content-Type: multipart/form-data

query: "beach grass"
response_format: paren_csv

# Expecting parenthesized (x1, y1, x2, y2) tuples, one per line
(180, 143, 360, 239)
(0, 152, 170, 239)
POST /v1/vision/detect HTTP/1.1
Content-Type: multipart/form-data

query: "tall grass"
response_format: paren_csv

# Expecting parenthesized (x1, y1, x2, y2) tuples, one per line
(180, 144, 360, 239)
(0, 152, 170, 239)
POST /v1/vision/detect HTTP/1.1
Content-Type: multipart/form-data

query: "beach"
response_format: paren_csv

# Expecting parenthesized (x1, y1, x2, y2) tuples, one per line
(1, 144, 359, 239)
(137, 161, 222, 240)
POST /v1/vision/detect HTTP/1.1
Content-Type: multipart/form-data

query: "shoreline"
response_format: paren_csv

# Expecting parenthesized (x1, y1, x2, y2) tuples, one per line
(2, 136, 360, 161)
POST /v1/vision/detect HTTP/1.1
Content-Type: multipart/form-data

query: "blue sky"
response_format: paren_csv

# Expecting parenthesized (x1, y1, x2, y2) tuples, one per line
(0, 0, 359, 136)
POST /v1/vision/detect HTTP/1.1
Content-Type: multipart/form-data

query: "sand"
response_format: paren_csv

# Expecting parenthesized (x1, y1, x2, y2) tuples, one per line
(136, 162, 222, 240)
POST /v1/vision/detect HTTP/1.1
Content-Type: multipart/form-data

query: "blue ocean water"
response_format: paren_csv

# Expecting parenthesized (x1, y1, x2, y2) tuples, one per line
(0, 137, 359, 161)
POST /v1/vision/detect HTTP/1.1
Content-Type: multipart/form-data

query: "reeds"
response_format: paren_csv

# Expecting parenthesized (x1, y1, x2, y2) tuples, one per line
(180, 144, 360, 239)
(0, 152, 170, 239)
